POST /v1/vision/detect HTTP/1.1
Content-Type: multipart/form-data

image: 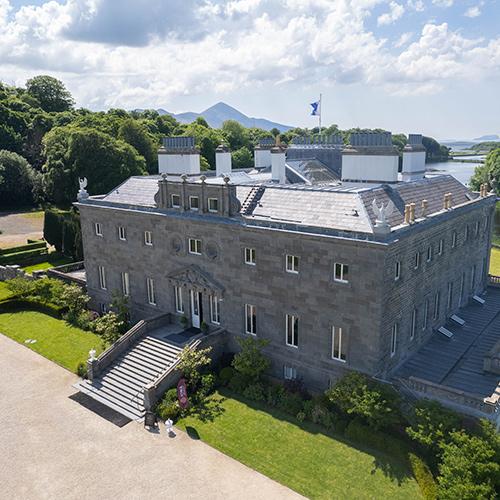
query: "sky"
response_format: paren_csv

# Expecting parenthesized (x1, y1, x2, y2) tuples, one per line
(1, 0, 499, 140)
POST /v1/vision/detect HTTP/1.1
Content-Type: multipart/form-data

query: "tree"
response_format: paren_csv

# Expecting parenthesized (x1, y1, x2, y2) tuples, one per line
(92, 312, 124, 346)
(0, 150, 41, 208)
(422, 136, 449, 162)
(232, 337, 270, 381)
(26, 75, 75, 113)
(177, 346, 213, 390)
(118, 118, 157, 174)
(470, 148, 500, 193)
(231, 147, 253, 169)
(326, 371, 401, 430)
(222, 120, 250, 150)
(42, 126, 146, 205)
(437, 431, 499, 500)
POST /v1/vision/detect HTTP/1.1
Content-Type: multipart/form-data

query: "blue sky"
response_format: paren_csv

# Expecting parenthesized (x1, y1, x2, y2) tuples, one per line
(2, 0, 499, 139)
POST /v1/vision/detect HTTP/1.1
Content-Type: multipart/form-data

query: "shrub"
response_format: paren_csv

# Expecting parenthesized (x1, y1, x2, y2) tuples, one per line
(228, 372, 249, 393)
(409, 453, 438, 500)
(76, 362, 88, 378)
(164, 388, 179, 404)
(156, 400, 180, 421)
(232, 336, 270, 382)
(197, 373, 216, 400)
(243, 383, 266, 402)
(91, 312, 124, 345)
(218, 366, 236, 386)
(277, 391, 304, 416)
(296, 411, 306, 422)
(266, 383, 286, 407)
(308, 401, 335, 429)
(177, 346, 213, 391)
(326, 372, 402, 430)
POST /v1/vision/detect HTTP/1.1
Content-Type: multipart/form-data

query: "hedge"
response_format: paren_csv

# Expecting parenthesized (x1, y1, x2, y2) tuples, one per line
(0, 298, 65, 318)
(0, 241, 47, 255)
(43, 208, 83, 259)
(0, 247, 48, 265)
(408, 453, 437, 499)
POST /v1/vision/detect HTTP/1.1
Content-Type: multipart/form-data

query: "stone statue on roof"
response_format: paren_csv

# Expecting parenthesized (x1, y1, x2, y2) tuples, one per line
(372, 198, 393, 235)
(77, 177, 89, 201)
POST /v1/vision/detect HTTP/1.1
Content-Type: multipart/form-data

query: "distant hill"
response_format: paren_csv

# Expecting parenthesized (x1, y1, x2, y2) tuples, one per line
(474, 134, 499, 141)
(151, 102, 294, 132)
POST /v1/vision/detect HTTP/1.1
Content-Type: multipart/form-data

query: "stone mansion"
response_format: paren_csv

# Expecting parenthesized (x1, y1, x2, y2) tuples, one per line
(75, 133, 499, 420)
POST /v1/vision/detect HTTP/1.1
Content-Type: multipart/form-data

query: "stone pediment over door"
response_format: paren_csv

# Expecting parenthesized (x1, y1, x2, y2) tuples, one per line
(168, 265, 225, 296)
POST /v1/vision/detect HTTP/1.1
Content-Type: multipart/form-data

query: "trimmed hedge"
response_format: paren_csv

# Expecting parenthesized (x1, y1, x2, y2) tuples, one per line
(43, 208, 83, 259)
(0, 247, 48, 265)
(0, 298, 65, 318)
(0, 241, 47, 255)
(409, 453, 438, 500)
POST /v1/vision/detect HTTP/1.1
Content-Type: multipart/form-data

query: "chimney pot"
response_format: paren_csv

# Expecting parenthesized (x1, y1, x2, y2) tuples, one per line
(421, 199, 428, 218)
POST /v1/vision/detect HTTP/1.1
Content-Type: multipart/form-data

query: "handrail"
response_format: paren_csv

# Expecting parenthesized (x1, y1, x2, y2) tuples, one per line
(96, 320, 146, 364)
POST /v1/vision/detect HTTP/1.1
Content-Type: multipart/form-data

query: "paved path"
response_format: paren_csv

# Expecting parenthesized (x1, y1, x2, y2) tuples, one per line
(0, 211, 44, 249)
(0, 335, 302, 500)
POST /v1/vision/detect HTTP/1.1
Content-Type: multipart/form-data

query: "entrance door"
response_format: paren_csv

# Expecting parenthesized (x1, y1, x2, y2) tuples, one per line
(190, 290, 201, 328)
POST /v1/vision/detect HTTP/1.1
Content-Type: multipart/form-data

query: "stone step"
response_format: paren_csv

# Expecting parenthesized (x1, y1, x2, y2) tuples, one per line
(123, 352, 166, 373)
(141, 337, 183, 355)
(105, 370, 146, 391)
(134, 343, 179, 364)
(127, 349, 171, 371)
(75, 382, 144, 421)
(106, 363, 151, 385)
(117, 357, 161, 378)
(96, 377, 145, 402)
(87, 381, 144, 411)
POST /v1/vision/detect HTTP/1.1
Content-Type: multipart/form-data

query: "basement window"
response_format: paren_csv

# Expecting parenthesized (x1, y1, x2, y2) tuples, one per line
(189, 196, 199, 211)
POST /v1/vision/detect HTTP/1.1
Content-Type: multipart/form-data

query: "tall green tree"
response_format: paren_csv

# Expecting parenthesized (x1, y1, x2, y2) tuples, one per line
(118, 118, 157, 174)
(26, 75, 75, 113)
(470, 148, 500, 193)
(42, 126, 146, 205)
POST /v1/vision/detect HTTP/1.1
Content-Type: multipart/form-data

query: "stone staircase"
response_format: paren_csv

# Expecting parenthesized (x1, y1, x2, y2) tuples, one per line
(240, 186, 265, 215)
(76, 335, 183, 421)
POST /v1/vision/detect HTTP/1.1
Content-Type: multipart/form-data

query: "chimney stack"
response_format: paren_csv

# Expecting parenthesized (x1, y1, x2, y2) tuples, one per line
(421, 199, 428, 218)
(409, 203, 416, 223)
(271, 136, 287, 184)
(215, 144, 231, 177)
(158, 137, 200, 176)
(404, 204, 411, 224)
(402, 134, 426, 182)
(254, 138, 274, 169)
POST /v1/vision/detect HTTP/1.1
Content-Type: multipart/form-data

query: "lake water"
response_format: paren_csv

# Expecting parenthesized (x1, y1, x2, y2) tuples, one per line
(426, 160, 482, 186)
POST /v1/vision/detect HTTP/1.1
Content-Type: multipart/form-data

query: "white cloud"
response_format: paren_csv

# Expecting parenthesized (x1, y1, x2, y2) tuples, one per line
(377, 1, 405, 25)
(407, 0, 424, 12)
(432, 0, 453, 7)
(464, 5, 481, 17)
(0, 0, 499, 109)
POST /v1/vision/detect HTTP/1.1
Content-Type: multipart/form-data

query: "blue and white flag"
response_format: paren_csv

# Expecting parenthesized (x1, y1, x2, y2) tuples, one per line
(310, 100, 321, 116)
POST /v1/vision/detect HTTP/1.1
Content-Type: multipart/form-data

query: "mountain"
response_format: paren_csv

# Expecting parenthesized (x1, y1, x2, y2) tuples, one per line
(473, 134, 499, 141)
(157, 102, 294, 132)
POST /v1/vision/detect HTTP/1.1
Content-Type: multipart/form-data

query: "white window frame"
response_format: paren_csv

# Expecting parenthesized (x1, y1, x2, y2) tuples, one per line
(95, 222, 103, 237)
(283, 365, 297, 380)
(189, 196, 199, 211)
(99, 303, 108, 314)
(189, 238, 202, 255)
(245, 247, 256, 266)
(208, 198, 219, 213)
(334, 262, 349, 283)
(98, 266, 106, 290)
(452, 231, 457, 249)
(447, 282, 453, 310)
(414, 252, 420, 270)
(423, 299, 428, 330)
(438, 239, 444, 256)
(121, 272, 130, 297)
(286, 254, 299, 274)
(147, 278, 156, 306)
(245, 304, 256, 335)
(390, 323, 398, 357)
(426, 245, 432, 262)
(459, 273, 465, 306)
(394, 261, 401, 281)
(144, 230, 153, 246)
(174, 286, 184, 313)
(286, 314, 299, 348)
(410, 309, 417, 340)
(475, 220, 480, 237)
(470, 265, 476, 290)
(331, 326, 346, 362)
(118, 226, 126, 241)
(210, 295, 220, 325)
(171, 194, 180, 208)
(433, 292, 440, 320)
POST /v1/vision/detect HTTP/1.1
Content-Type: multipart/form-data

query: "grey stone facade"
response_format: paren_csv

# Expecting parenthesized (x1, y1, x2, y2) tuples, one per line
(76, 175, 495, 392)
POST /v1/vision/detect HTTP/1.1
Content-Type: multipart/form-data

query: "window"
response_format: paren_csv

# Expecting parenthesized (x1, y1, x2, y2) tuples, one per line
(447, 282, 453, 310)
(452, 231, 457, 248)
(147, 278, 156, 305)
(391, 324, 398, 357)
(465, 225, 469, 241)
(245, 247, 256, 265)
(414, 252, 420, 270)
(99, 303, 108, 314)
(245, 304, 256, 335)
(433, 292, 440, 320)
(208, 198, 219, 213)
(118, 226, 126, 241)
(459, 273, 465, 306)
(171, 194, 180, 208)
(410, 309, 417, 340)
(423, 299, 428, 330)
(331, 326, 346, 362)
(334, 262, 349, 283)
(286, 254, 299, 273)
(438, 239, 444, 256)
(189, 196, 199, 211)
(470, 265, 476, 290)
(284, 365, 297, 380)
(475, 221, 480, 237)
(189, 238, 202, 255)
(174, 286, 184, 313)
(286, 314, 299, 347)
(426, 245, 433, 262)
(144, 231, 153, 246)
(98, 266, 106, 290)
(95, 222, 103, 236)
(394, 261, 401, 281)
(210, 295, 220, 325)
(121, 272, 130, 296)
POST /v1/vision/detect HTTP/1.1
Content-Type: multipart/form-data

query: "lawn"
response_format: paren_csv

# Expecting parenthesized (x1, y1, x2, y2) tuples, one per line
(23, 253, 74, 274)
(490, 247, 500, 276)
(0, 282, 13, 301)
(178, 391, 421, 499)
(0, 310, 102, 372)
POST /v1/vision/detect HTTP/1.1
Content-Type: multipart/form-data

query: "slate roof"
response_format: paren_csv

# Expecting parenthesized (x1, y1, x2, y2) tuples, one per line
(395, 287, 500, 400)
(92, 174, 479, 236)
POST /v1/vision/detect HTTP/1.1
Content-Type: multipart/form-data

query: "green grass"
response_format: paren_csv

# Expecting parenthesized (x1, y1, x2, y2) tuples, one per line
(178, 391, 421, 499)
(0, 282, 13, 301)
(490, 247, 500, 276)
(22, 253, 74, 274)
(0, 310, 102, 372)
(20, 210, 44, 220)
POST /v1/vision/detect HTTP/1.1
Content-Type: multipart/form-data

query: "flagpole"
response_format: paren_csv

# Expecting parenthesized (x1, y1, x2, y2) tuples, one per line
(319, 93, 322, 135)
